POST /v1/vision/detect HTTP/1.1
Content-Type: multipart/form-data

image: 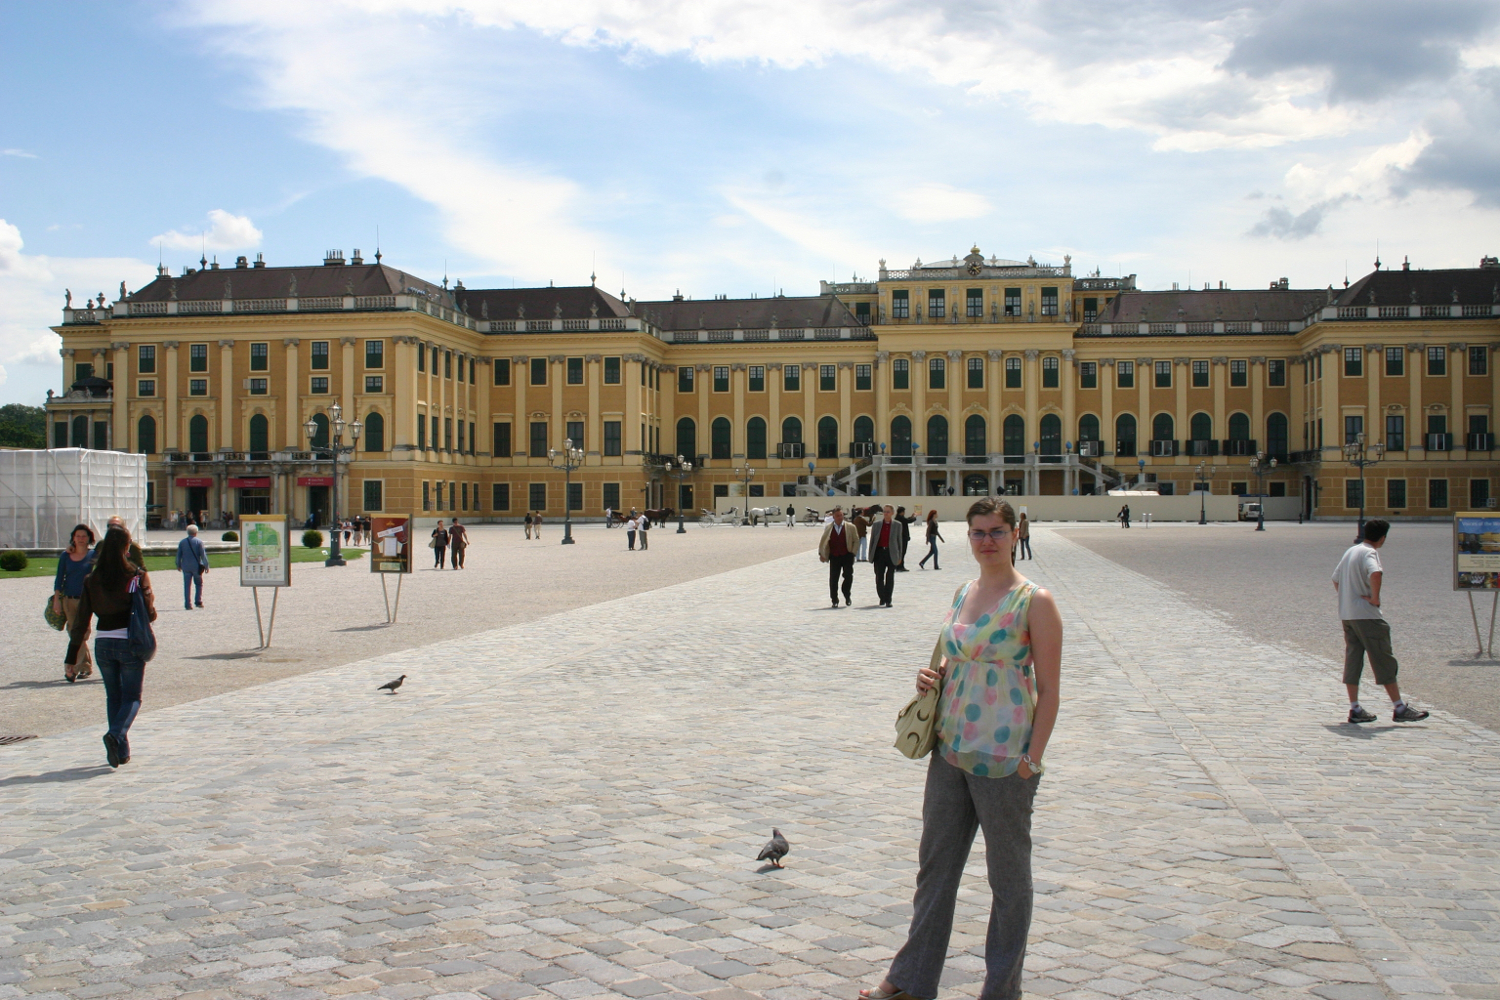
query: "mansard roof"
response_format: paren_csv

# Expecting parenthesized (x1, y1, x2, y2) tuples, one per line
(636, 294, 860, 332)
(1337, 265, 1500, 308)
(1099, 287, 1330, 325)
(458, 285, 630, 322)
(126, 262, 452, 304)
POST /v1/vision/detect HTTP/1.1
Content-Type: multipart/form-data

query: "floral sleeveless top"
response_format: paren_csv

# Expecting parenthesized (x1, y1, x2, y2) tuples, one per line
(936, 579, 1039, 777)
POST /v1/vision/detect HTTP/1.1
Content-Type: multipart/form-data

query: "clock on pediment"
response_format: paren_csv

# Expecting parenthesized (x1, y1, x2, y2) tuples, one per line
(964, 245, 985, 276)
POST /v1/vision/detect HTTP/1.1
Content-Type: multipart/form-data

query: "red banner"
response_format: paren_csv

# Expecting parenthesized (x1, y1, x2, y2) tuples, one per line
(228, 478, 270, 488)
(297, 476, 334, 486)
(175, 477, 214, 487)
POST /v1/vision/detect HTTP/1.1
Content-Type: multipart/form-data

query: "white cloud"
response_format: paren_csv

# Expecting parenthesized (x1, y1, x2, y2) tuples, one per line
(890, 183, 991, 224)
(152, 209, 263, 251)
(2, 149, 37, 158)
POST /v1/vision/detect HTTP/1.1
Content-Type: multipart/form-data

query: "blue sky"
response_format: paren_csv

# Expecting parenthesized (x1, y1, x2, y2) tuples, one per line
(3, 0, 1499, 405)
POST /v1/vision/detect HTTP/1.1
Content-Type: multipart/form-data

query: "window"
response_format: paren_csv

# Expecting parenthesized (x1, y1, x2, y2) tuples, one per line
(444, 351, 452, 379)
(1379, 346, 1402, 378)
(1191, 413, 1213, 441)
(1080, 362, 1097, 389)
(891, 359, 907, 390)
(675, 417, 697, 458)
(189, 414, 209, 453)
(785, 365, 802, 392)
(1040, 287, 1058, 316)
(1228, 412, 1250, 441)
(926, 415, 948, 457)
(1429, 478, 1449, 509)
(1079, 414, 1100, 444)
(1155, 361, 1172, 388)
(190, 378, 208, 396)
(1344, 347, 1362, 378)
(1005, 356, 1022, 388)
(561, 356, 582, 385)
(494, 358, 511, 385)
(1471, 345, 1489, 376)
(364, 340, 383, 369)
(1268, 358, 1286, 386)
(965, 414, 986, 457)
(1317, 354, 1323, 379)
(482, 482, 506, 511)
(855, 301, 871, 325)
(1345, 480, 1363, 509)
(856, 364, 872, 391)
(1083, 297, 1098, 322)
(748, 365, 765, 392)
(1385, 478, 1406, 509)
(1344, 415, 1363, 444)
(1153, 413, 1174, 441)
(604, 421, 621, 456)
(444, 417, 453, 451)
(138, 380, 155, 397)
(891, 290, 909, 319)
(818, 416, 838, 459)
(74, 362, 93, 382)
(782, 416, 803, 448)
(711, 417, 732, 459)
(137, 415, 156, 455)
(249, 342, 269, 372)
(677, 366, 694, 392)
(417, 345, 426, 373)
(530, 421, 547, 457)
(1118, 361, 1134, 388)
(92, 420, 108, 450)
(138, 345, 156, 374)
(1004, 287, 1021, 316)
(485, 421, 507, 457)
(455, 355, 464, 382)
(530, 483, 547, 511)
(248, 378, 268, 395)
(431, 415, 439, 449)
(854, 415, 874, 450)
(1267, 412, 1288, 456)
(362, 479, 383, 512)
(1003, 414, 1025, 456)
(890, 415, 910, 456)
(927, 358, 944, 390)
(566, 421, 584, 448)
(746, 417, 766, 460)
(1043, 356, 1059, 389)
(189, 343, 208, 372)
(1229, 359, 1247, 387)
(928, 289, 945, 319)
(365, 376, 383, 393)
(418, 416, 427, 450)
(530, 357, 547, 385)
(420, 481, 430, 512)
(967, 357, 984, 389)
(713, 366, 730, 392)
(966, 288, 983, 317)
(1428, 346, 1447, 376)
(432, 346, 440, 373)
(1468, 477, 1491, 508)
(1192, 360, 1209, 387)
(310, 377, 328, 394)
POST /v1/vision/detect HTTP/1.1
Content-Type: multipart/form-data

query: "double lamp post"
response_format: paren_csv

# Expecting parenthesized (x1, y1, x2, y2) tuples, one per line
(304, 401, 361, 567)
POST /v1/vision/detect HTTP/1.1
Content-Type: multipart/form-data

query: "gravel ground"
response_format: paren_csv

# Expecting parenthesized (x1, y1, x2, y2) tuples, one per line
(1, 521, 818, 740)
(1054, 520, 1500, 731)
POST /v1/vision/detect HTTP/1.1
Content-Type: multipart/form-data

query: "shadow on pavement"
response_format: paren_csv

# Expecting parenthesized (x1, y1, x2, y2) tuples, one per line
(1321, 723, 1428, 739)
(2, 679, 94, 690)
(0, 765, 113, 786)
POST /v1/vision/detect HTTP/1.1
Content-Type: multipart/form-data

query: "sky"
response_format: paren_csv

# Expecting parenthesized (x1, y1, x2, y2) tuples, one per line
(2, 0, 1499, 406)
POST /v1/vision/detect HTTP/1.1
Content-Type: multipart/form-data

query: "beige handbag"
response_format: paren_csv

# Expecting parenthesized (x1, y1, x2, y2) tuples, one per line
(893, 636, 945, 759)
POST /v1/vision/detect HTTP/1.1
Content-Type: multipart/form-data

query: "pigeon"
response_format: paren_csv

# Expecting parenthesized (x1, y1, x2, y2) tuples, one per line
(757, 828, 790, 868)
(378, 675, 406, 694)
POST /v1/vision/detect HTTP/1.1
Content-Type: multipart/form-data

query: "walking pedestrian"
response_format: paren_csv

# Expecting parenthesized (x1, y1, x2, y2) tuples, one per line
(343, 519, 352, 547)
(67, 526, 158, 769)
(54, 523, 97, 682)
(524, 511, 534, 540)
(639, 514, 650, 550)
(533, 511, 543, 539)
(918, 510, 945, 570)
(853, 507, 870, 562)
(431, 520, 449, 568)
(1333, 519, 1430, 724)
(626, 513, 639, 550)
(175, 524, 210, 609)
(1117, 504, 1130, 529)
(860, 497, 1062, 1000)
(819, 506, 857, 608)
(448, 517, 469, 569)
(895, 506, 915, 571)
(786, 505, 796, 528)
(99, 516, 145, 569)
(1017, 513, 1032, 560)
(604, 506, 613, 529)
(869, 504, 904, 607)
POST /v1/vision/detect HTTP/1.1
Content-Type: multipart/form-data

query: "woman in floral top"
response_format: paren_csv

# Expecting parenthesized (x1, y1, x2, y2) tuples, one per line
(863, 496, 1062, 1000)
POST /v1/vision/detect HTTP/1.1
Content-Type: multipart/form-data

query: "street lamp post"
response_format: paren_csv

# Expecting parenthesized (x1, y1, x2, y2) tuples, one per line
(664, 454, 693, 533)
(737, 464, 756, 525)
(304, 401, 361, 567)
(548, 438, 584, 545)
(1195, 460, 1217, 525)
(1342, 432, 1385, 542)
(1248, 451, 1278, 532)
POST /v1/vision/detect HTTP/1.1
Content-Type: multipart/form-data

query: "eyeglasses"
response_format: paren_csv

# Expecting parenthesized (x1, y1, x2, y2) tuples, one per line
(968, 528, 1012, 542)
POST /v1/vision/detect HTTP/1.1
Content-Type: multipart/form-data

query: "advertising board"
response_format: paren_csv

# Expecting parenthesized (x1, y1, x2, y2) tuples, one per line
(370, 515, 412, 574)
(239, 514, 291, 587)
(1455, 512, 1500, 591)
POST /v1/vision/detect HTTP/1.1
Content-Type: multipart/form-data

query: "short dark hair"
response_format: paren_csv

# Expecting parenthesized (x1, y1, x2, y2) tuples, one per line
(1362, 519, 1390, 543)
(966, 496, 1018, 528)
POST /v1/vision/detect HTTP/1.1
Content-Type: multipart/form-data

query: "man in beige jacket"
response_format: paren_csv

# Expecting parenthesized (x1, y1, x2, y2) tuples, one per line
(818, 506, 859, 608)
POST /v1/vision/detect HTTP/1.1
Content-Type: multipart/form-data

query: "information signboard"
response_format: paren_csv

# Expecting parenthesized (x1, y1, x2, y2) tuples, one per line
(240, 514, 291, 588)
(1454, 512, 1500, 591)
(370, 515, 412, 574)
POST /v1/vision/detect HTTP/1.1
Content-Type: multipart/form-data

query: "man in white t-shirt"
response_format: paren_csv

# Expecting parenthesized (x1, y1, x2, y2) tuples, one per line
(1332, 519, 1430, 724)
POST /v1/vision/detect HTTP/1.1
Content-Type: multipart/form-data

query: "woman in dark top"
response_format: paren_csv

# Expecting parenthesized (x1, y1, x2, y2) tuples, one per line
(431, 520, 449, 569)
(918, 510, 945, 570)
(54, 523, 97, 682)
(67, 528, 157, 768)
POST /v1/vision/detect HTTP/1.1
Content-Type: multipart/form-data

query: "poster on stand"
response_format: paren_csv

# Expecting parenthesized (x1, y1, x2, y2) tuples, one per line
(1454, 512, 1500, 590)
(240, 514, 291, 587)
(370, 515, 412, 574)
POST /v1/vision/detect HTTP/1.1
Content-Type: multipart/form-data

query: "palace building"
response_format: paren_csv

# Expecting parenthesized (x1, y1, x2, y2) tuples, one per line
(46, 246, 1499, 525)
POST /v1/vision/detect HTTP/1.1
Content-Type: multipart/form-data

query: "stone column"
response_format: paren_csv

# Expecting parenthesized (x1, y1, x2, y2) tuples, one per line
(1450, 342, 1466, 457)
(1061, 348, 1076, 454)
(61, 347, 75, 394)
(1137, 358, 1152, 468)
(1100, 359, 1114, 462)
(803, 360, 816, 469)
(1407, 344, 1423, 457)
(1174, 357, 1190, 465)
(839, 361, 854, 459)
(163, 342, 179, 451)
(659, 364, 675, 463)
(283, 339, 300, 451)
(947, 350, 963, 456)
(1364, 346, 1381, 452)
(874, 352, 889, 456)
(586, 355, 602, 463)
(1023, 350, 1039, 452)
(475, 356, 491, 459)
(731, 363, 747, 457)
(625, 354, 643, 455)
(340, 337, 358, 417)
(1250, 357, 1265, 454)
(1322, 347, 1341, 458)
(219, 339, 236, 450)
(911, 351, 927, 440)
(696, 364, 711, 465)
(111, 342, 129, 450)
(550, 355, 565, 451)
(986, 350, 1001, 454)
(767, 364, 783, 470)
(1211, 356, 1226, 449)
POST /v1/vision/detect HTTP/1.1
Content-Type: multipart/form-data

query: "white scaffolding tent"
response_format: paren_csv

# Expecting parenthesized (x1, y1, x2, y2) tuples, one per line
(0, 449, 146, 549)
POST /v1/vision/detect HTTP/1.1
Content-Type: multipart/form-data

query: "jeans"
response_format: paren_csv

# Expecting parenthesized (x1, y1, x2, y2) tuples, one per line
(1018, 538, 1032, 560)
(872, 547, 896, 605)
(827, 553, 854, 604)
(181, 569, 203, 607)
(627, 529, 636, 550)
(95, 637, 145, 756)
(857, 536, 868, 561)
(919, 539, 940, 569)
(451, 545, 466, 569)
(434, 545, 447, 568)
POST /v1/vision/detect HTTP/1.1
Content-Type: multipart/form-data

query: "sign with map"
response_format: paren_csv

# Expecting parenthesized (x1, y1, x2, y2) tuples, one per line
(1454, 513, 1500, 591)
(239, 514, 291, 587)
(370, 515, 412, 574)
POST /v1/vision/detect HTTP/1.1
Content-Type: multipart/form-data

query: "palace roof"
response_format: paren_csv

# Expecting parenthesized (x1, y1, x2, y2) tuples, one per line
(1098, 287, 1330, 325)
(635, 294, 861, 332)
(457, 285, 630, 322)
(125, 261, 453, 305)
(1337, 264, 1500, 308)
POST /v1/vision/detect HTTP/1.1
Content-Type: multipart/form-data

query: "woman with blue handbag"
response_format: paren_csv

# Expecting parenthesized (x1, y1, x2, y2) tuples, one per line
(66, 527, 157, 768)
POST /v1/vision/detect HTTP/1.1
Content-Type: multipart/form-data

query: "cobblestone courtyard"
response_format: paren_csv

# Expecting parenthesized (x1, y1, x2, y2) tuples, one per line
(3, 526, 1498, 1000)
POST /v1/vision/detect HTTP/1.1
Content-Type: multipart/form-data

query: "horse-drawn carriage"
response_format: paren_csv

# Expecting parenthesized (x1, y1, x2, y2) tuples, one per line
(699, 506, 738, 526)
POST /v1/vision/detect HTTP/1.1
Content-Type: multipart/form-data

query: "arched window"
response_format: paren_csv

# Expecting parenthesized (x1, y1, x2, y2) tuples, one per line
(71, 415, 88, 448)
(1153, 413, 1174, 441)
(310, 412, 329, 450)
(890, 415, 911, 456)
(1267, 412, 1288, 456)
(1003, 414, 1025, 456)
(963, 474, 989, 496)
(965, 414, 986, 457)
(189, 414, 209, 453)
(137, 415, 156, 455)
(676, 417, 696, 458)
(1079, 414, 1100, 442)
(1116, 413, 1137, 455)
(853, 415, 874, 444)
(1190, 412, 1212, 441)
(711, 417, 732, 460)
(249, 413, 269, 454)
(363, 412, 384, 452)
(817, 416, 839, 459)
(747, 417, 767, 460)
(782, 416, 802, 444)
(926, 415, 948, 458)
(1228, 412, 1250, 441)
(1040, 413, 1061, 455)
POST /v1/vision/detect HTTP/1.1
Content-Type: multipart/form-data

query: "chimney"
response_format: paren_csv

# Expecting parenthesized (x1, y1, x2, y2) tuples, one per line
(351, 248, 363, 265)
(236, 256, 249, 269)
(323, 249, 346, 266)
(254, 253, 266, 268)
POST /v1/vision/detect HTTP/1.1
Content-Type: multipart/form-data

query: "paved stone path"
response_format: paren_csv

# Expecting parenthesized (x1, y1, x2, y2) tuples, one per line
(2, 527, 1496, 1000)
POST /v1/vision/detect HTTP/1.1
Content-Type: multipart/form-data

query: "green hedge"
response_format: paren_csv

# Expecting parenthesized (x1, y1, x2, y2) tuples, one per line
(0, 550, 28, 571)
(302, 530, 323, 549)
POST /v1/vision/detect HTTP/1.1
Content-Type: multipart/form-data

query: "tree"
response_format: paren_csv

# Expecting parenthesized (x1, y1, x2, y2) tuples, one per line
(0, 405, 47, 449)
